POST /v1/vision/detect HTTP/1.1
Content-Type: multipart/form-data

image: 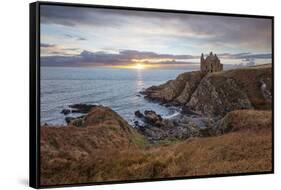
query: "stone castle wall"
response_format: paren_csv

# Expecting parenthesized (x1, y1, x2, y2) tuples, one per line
(200, 52, 223, 73)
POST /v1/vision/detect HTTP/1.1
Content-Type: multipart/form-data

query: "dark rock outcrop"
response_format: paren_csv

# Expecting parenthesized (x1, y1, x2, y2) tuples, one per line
(65, 116, 76, 124)
(135, 110, 165, 127)
(135, 110, 214, 142)
(69, 103, 97, 113)
(181, 106, 200, 115)
(143, 110, 164, 127)
(134, 110, 144, 118)
(61, 109, 71, 115)
(61, 104, 98, 116)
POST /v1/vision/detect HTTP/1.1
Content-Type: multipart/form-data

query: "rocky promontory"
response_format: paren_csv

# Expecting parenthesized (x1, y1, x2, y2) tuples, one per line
(143, 71, 205, 105)
(143, 64, 272, 117)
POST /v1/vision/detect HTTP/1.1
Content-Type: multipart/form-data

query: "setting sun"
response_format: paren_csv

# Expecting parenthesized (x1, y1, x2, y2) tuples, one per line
(110, 63, 151, 69)
(133, 63, 145, 69)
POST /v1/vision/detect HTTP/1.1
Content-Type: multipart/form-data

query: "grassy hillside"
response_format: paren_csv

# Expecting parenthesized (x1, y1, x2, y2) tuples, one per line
(210, 64, 272, 110)
(41, 108, 272, 185)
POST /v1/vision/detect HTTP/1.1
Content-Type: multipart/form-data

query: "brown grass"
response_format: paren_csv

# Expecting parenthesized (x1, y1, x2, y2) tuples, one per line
(216, 109, 272, 134)
(40, 109, 272, 186)
(215, 64, 272, 110)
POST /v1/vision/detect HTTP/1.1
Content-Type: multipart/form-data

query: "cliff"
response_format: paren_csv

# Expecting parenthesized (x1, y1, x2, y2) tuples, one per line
(143, 64, 272, 117)
(143, 71, 205, 104)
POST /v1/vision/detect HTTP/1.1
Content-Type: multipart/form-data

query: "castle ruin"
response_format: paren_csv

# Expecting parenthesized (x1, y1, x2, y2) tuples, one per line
(200, 52, 223, 73)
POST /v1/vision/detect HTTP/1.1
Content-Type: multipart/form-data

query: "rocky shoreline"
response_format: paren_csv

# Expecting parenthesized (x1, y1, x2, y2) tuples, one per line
(52, 102, 215, 143)
(132, 64, 272, 142)
(133, 109, 215, 142)
(45, 64, 272, 144)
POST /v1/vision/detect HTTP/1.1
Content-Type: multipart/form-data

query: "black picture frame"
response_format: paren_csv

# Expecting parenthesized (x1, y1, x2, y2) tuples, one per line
(29, 1, 274, 188)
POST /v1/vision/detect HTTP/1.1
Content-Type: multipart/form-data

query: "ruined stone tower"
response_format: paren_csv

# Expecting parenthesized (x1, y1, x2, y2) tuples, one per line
(200, 52, 223, 73)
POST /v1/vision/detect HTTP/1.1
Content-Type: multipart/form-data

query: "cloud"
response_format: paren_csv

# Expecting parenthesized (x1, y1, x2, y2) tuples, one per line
(217, 52, 272, 59)
(243, 58, 256, 66)
(65, 34, 87, 41)
(118, 50, 196, 59)
(40, 43, 81, 56)
(41, 5, 272, 52)
(41, 49, 198, 66)
(62, 48, 80, 51)
(41, 5, 128, 27)
(238, 53, 272, 59)
(41, 43, 56, 48)
(41, 48, 271, 67)
(233, 58, 256, 68)
(77, 37, 86, 41)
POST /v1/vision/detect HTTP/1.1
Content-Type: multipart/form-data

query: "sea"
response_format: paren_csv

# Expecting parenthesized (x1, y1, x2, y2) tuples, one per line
(40, 66, 195, 126)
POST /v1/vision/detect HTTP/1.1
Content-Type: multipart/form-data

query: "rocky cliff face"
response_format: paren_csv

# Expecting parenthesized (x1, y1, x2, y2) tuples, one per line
(187, 75, 253, 117)
(143, 71, 205, 104)
(143, 64, 272, 117)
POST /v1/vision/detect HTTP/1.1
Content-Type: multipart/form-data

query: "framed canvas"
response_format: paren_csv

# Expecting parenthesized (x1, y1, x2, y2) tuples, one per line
(29, 1, 274, 188)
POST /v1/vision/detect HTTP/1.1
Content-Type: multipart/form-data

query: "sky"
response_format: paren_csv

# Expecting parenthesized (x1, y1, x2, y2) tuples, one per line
(40, 5, 272, 69)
